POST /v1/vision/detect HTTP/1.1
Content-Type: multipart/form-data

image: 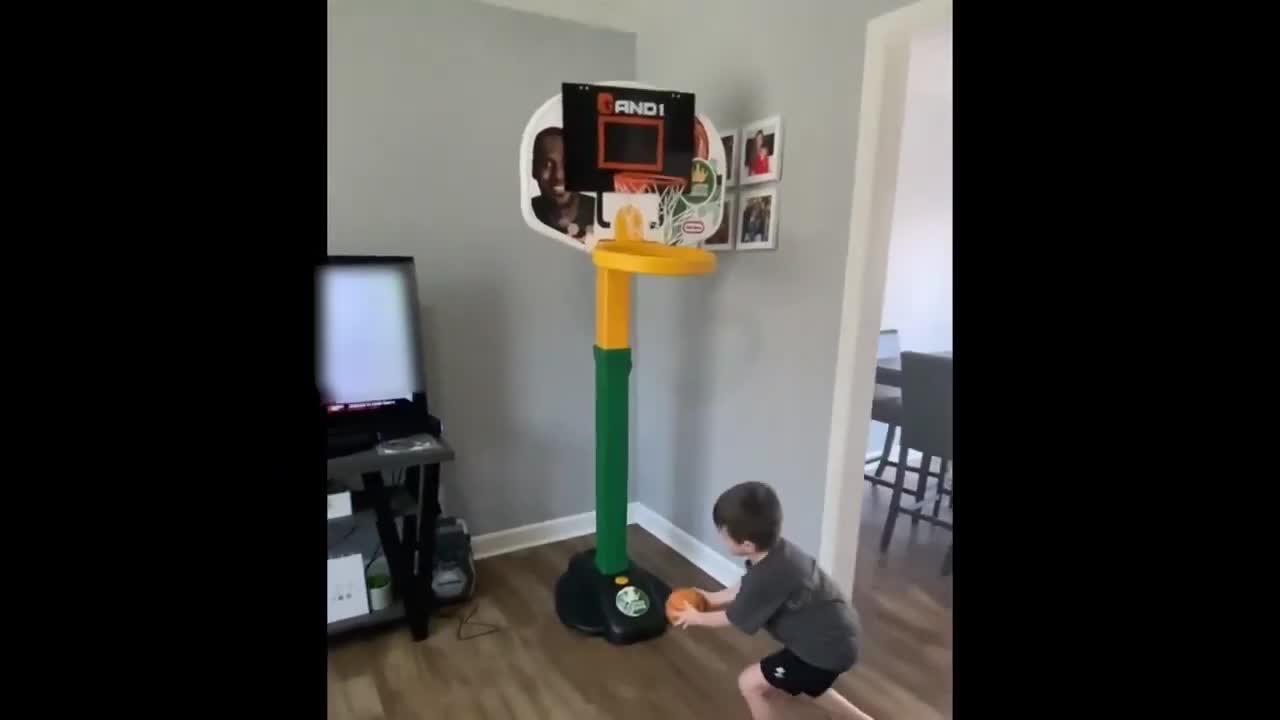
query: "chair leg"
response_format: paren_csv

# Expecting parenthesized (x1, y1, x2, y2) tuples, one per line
(880, 443, 909, 552)
(948, 461, 954, 508)
(912, 454, 931, 527)
(942, 482, 953, 576)
(873, 424, 896, 478)
(932, 456, 947, 518)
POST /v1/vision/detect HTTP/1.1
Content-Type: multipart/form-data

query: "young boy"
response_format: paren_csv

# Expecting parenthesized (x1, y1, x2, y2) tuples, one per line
(671, 481, 874, 720)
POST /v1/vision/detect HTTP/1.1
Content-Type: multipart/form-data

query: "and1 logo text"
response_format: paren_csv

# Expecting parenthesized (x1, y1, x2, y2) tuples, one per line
(597, 92, 664, 118)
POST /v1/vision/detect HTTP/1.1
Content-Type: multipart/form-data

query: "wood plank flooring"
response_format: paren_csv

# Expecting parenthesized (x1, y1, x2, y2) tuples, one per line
(329, 480, 951, 719)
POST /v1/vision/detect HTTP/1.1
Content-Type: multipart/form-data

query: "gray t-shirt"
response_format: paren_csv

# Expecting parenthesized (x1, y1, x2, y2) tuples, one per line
(725, 537, 860, 672)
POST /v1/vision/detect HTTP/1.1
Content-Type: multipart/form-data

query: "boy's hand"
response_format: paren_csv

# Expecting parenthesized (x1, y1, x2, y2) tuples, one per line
(692, 583, 739, 611)
(671, 605, 704, 629)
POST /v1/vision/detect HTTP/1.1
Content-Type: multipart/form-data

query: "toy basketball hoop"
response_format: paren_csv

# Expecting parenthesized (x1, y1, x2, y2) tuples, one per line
(518, 82, 719, 647)
(519, 82, 725, 253)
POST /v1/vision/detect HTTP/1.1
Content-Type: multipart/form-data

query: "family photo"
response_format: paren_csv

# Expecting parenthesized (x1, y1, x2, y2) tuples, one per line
(738, 187, 778, 250)
(741, 115, 783, 185)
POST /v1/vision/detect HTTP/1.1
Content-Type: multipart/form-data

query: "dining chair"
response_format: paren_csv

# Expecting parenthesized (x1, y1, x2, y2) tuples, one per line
(880, 351, 953, 555)
(870, 329, 902, 479)
(867, 331, 946, 508)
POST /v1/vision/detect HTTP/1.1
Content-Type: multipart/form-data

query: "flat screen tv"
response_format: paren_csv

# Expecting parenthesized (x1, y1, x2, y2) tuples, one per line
(317, 256, 432, 455)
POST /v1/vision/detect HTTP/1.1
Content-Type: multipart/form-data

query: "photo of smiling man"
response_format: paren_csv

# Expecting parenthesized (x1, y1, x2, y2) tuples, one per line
(530, 127, 596, 241)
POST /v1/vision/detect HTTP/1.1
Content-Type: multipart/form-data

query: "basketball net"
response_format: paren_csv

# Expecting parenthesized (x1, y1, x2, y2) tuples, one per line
(612, 173, 691, 246)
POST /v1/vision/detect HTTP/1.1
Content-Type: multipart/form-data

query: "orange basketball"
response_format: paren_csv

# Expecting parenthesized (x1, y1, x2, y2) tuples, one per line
(665, 588, 708, 624)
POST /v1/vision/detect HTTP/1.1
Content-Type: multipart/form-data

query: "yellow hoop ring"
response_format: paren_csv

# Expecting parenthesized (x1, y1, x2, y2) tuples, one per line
(591, 242, 716, 277)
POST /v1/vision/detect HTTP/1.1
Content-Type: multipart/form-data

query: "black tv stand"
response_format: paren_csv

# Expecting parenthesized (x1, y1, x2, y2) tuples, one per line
(326, 429, 379, 459)
(327, 427, 454, 642)
(327, 415, 443, 459)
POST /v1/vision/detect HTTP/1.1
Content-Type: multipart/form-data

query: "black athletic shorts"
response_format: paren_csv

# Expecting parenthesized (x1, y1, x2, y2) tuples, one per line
(760, 648, 841, 697)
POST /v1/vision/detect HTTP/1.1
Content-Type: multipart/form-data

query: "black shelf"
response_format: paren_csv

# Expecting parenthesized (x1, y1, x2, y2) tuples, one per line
(327, 486, 417, 523)
(327, 438, 455, 478)
(327, 598, 405, 636)
(326, 433, 451, 643)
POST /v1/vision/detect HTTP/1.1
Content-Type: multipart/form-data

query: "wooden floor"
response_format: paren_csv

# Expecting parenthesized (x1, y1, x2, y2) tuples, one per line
(329, 472, 952, 719)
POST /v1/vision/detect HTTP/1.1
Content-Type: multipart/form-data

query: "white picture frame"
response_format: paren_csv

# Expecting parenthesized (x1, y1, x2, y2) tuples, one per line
(737, 186, 778, 251)
(740, 115, 783, 186)
(720, 129, 741, 187)
(704, 193, 736, 251)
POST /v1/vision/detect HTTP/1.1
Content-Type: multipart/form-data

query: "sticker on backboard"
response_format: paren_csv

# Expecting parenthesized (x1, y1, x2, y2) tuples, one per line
(519, 81, 725, 253)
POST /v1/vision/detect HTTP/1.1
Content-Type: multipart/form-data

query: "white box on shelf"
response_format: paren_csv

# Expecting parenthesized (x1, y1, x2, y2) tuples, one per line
(327, 554, 369, 624)
(327, 491, 353, 520)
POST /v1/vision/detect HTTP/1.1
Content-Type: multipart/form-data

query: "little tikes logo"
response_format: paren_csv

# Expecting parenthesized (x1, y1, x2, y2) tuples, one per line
(598, 92, 664, 117)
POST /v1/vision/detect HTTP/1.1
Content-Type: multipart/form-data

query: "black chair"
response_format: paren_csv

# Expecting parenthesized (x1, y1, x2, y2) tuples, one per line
(880, 351, 953, 558)
(869, 329, 902, 479)
(866, 331, 946, 512)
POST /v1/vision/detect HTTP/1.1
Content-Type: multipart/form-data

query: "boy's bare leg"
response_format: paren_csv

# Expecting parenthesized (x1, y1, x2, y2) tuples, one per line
(812, 688, 876, 720)
(738, 665, 783, 720)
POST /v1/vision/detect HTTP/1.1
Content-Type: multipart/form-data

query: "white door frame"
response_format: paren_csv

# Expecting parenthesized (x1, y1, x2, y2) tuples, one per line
(818, 0, 952, 597)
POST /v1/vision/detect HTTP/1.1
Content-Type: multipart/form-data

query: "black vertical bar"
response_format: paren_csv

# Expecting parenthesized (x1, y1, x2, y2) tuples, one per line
(912, 454, 931, 527)
(408, 463, 441, 641)
(874, 424, 896, 477)
(880, 443, 909, 552)
(364, 470, 414, 632)
(949, 462, 955, 508)
(932, 457, 947, 518)
(419, 466, 445, 617)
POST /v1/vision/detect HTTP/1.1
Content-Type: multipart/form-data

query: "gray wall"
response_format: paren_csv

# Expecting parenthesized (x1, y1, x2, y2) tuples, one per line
(631, 0, 908, 560)
(328, 0, 635, 535)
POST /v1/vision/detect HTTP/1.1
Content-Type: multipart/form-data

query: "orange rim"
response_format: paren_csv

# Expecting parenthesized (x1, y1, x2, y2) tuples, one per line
(613, 173, 687, 194)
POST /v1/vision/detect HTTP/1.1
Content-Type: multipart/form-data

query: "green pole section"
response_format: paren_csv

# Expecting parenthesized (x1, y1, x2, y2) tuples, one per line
(594, 345, 631, 575)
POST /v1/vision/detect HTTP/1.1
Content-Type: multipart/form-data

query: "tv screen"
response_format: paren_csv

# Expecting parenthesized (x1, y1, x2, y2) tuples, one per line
(317, 257, 427, 430)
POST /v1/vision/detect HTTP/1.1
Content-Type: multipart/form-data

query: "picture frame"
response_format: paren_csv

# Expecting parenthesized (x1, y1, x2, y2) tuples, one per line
(719, 129, 740, 188)
(737, 186, 778, 251)
(740, 115, 783, 186)
(703, 193, 736, 252)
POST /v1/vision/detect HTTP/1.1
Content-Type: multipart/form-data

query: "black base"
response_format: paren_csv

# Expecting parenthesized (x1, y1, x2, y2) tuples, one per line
(554, 549, 671, 645)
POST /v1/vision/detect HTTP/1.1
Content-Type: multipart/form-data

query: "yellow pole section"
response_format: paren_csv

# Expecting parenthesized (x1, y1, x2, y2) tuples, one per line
(595, 267, 631, 350)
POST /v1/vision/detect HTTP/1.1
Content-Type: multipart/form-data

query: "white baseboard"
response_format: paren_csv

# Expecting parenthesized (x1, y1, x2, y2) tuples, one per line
(473, 505, 633, 560)
(471, 502, 744, 588)
(630, 504, 745, 588)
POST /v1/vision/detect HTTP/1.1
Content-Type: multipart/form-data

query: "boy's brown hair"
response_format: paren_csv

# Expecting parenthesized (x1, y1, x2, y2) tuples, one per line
(712, 481, 782, 550)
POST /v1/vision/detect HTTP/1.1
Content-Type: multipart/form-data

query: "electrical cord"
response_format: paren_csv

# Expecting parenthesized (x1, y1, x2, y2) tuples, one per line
(436, 601, 502, 641)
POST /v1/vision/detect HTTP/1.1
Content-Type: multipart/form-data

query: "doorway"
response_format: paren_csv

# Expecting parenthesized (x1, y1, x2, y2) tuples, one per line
(817, 0, 953, 597)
